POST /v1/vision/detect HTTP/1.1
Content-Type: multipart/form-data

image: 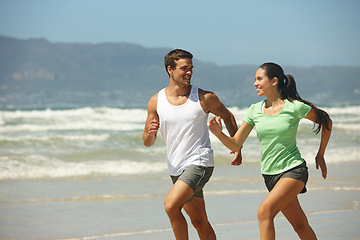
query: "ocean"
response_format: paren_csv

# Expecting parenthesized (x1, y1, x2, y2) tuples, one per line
(0, 105, 359, 239)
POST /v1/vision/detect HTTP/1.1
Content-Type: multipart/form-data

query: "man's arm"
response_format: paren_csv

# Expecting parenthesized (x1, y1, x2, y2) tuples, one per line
(200, 90, 237, 136)
(142, 94, 159, 147)
(200, 89, 243, 165)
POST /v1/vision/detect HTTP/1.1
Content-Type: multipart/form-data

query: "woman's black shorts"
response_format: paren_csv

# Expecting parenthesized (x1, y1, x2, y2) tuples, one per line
(262, 161, 308, 194)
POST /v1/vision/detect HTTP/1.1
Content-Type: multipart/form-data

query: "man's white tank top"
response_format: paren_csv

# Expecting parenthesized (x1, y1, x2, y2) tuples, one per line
(157, 85, 214, 176)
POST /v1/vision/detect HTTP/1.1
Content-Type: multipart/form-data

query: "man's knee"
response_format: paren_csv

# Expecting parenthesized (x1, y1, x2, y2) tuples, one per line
(190, 217, 208, 230)
(164, 197, 184, 217)
(187, 206, 209, 230)
(291, 219, 310, 234)
(164, 200, 176, 215)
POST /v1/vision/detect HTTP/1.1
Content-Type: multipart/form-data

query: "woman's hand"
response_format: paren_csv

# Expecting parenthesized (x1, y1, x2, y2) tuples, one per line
(209, 116, 223, 136)
(315, 153, 327, 179)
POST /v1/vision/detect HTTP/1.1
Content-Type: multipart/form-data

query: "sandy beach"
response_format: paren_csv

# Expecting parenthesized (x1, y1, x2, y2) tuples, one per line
(0, 161, 359, 240)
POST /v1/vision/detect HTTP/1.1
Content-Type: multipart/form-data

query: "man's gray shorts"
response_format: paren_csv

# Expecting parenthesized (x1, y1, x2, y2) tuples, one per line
(171, 165, 214, 199)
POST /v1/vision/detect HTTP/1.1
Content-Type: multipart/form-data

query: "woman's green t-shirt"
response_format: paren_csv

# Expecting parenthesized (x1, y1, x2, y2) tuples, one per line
(243, 99, 311, 175)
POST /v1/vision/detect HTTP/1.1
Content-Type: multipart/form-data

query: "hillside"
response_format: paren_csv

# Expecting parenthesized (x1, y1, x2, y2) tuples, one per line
(0, 35, 359, 109)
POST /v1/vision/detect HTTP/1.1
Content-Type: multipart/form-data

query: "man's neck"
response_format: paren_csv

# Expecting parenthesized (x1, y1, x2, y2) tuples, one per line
(166, 83, 191, 97)
(164, 85, 192, 106)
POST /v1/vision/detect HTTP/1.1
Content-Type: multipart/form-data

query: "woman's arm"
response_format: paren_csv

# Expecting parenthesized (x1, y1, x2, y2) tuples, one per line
(305, 108, 333, 179)
(209, 117, 253, 152)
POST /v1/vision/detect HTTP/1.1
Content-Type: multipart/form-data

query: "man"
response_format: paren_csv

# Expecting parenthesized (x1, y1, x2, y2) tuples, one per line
(143, 49, 241, 239)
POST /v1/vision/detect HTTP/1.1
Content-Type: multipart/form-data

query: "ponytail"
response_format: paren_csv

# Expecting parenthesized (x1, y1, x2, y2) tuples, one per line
(259, 62, 331, 134)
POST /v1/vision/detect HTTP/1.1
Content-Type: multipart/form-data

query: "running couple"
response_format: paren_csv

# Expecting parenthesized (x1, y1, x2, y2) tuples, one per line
(143, 49, 332, 240)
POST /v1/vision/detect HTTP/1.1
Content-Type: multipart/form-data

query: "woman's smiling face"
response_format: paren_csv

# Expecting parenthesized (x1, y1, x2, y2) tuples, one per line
(254, 68, 275, 97)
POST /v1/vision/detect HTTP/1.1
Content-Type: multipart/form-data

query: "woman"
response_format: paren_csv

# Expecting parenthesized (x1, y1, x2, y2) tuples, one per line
(209, 62, 332, 240)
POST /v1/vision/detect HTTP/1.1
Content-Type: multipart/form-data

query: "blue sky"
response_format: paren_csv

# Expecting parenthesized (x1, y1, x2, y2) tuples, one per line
(1, 0, 359, 67)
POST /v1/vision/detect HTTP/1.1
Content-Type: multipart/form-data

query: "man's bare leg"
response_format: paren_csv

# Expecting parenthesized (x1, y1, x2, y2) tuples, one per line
(184, 196, 216, 239)
(164, 180, 194, 240)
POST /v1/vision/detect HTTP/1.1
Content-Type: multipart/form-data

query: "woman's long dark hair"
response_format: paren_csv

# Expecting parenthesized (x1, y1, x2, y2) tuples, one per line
(259, 62, 331, 134)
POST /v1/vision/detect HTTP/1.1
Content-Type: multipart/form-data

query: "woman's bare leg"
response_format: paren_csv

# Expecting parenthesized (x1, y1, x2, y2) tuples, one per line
(281, 197, 317, 239)
(257, 178, 305, 240)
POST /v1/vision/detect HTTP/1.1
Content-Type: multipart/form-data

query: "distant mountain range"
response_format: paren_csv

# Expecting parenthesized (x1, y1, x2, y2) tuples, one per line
(0, 35, 359, 109)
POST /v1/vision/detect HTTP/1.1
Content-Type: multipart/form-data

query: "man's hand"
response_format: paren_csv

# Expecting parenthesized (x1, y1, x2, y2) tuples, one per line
(147, 119, 159, 136)
(230, 151, 242, 166)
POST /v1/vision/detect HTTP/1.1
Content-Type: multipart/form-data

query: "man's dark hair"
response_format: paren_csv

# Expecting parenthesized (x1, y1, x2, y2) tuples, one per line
(164, 49, 193, 75)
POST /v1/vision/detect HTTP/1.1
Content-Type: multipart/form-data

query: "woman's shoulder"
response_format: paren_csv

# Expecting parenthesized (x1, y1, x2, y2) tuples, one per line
(250, 100, 265, 108)
(285, 99, 312, 117)
(246, 100, 265, 115)
(286, 99, 310, 109)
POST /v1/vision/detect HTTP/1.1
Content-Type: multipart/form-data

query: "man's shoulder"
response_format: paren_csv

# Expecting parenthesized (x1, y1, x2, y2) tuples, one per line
(148, 87, 166, 101)
(197, 87, 222, 113)
(147, 92, 159, 111)
(197, 87, 216, 100)
(149, 92, 159, 101)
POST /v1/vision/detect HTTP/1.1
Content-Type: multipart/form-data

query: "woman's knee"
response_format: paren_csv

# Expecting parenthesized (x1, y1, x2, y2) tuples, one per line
(257, 203, 276, 222)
